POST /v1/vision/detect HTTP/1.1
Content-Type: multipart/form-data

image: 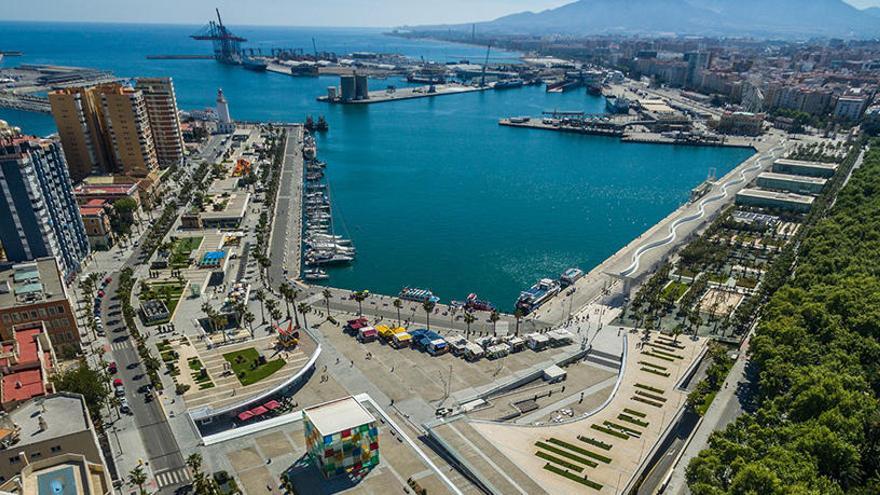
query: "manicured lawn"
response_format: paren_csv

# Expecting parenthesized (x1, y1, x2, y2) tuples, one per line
(169, 236, 203, 269)
(661, 281, 689, 302)
(141, 281, 187, 325)
(223, 347, 285, 386)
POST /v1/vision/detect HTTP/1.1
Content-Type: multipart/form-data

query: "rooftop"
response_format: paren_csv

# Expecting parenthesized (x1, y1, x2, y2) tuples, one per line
(2, 393, 91, 450)
(1, 453, 111, 495)
(737, 188, 816, 205)
(757, 172, 829, 185)
(303, 396, 376, 436)
(774, 158, 839, 170)
(0, 259, 66, 308)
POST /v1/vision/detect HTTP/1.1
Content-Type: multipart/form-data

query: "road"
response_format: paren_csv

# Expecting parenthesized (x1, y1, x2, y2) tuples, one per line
(268, 126, 303, 287)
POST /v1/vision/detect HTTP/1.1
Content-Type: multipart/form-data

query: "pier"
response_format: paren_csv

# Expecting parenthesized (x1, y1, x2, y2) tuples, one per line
(318, 83, 489, 105)
(146, 54, 214, 60)
(268, 126, 304, 284)
(0, 93, 51, 113)
(499, 117, 624, 137)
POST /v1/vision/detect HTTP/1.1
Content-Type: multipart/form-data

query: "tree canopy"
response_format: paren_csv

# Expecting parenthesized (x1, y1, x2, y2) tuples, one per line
(687, 142, 880, 494)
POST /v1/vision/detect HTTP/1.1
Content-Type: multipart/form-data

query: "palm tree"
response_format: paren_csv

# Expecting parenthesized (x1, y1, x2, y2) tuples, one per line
(489, 310, 500, 337)
(297, 302, 311, 330)
(393, 298, 403, 326)
(244, 311, 255, 337)
(278, 283, 292, 320)
(322, 288, 332, 318)
(128, 466, 148, 495)
(353, 290, 369, 315)
(423, 300, 436, 330)
(254, 289, 266, 324)
(463, 311, 476, 339)
(514, 308, 525, 337)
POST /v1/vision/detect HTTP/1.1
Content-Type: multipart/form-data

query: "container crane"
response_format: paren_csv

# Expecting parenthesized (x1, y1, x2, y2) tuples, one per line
(191, 8, 247, 64)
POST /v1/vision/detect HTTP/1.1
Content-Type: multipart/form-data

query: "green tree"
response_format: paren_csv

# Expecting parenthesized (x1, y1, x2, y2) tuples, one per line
(111, 197, 139, 236)
(322, 288, 332, 318)
(51, 362, 109, 421)
(513, 308, 525, 337)
(463, 311, 476, 339)
(489, 310, 500, 337)
(128, 465, 148, 495)
(393, 298, 403, 326)
(423, 300, 436, 330)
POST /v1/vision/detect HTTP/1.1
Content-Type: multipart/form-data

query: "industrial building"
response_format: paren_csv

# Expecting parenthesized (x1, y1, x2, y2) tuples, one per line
(0, 127, 89, 281)
(756, 172, 828, 195)
(735, 188, 814, 213)
(303, 396, 380, 479)
(338, 74, 369, 102)
(772, 158, 838, 178)
(0, 259, 81, 354)
(136, 77, 185, 167)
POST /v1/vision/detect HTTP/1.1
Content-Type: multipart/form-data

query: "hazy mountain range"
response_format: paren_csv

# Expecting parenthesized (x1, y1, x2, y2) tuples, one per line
(409, 0, 880, 39)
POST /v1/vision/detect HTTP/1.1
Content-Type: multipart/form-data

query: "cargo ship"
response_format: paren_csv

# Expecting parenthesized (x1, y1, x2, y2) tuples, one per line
(399, 287, 440, 304)
(515, 278, 561, 314)
(242, 57, 268, 71)
(605, 96, 631, 114)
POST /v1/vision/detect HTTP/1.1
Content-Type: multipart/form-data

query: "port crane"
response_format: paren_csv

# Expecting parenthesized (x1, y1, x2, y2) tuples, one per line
(191, 8, 247, 64)
(480, 42, 492, 87)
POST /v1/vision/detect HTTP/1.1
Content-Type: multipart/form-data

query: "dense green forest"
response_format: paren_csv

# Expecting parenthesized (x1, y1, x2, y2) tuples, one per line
(687, 142, 880, 495)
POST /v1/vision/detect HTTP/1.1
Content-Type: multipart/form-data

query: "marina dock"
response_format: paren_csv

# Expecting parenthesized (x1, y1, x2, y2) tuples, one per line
(318, 83, 489, 105)
(268, 126, 305, 284)
(499, 117, 623, 137)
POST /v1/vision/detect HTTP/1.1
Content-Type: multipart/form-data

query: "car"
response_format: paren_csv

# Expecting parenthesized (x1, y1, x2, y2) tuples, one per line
(119, 397, 131, 414)
(108, 362, 117, 374)
(113, 378, 124, 397)
(104, 276, 112, 285)
(97, 290, 105, 298)
(97, 329, 106, 337)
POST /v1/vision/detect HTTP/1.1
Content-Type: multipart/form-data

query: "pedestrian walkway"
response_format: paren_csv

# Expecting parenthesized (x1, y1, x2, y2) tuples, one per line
(154, 466, 191, 489)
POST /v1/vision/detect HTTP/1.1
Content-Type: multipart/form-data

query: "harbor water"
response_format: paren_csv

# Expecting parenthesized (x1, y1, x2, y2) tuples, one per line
(0, 22, 754, 309)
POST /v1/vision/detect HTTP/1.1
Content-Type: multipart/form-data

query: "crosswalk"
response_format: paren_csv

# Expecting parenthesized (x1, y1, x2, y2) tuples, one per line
(110, 340, 131, 351)
(154, 467, 191, 489)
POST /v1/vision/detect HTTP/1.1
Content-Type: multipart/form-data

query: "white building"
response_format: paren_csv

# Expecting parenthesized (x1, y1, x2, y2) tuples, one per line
(216, 88, 235, 134)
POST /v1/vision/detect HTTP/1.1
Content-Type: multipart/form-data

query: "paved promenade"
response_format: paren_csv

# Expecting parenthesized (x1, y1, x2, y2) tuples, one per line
(269, 126, 304, 286)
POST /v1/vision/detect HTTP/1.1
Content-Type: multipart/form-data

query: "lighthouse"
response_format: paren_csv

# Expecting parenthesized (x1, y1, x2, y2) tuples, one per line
(216, 88, 235, 134)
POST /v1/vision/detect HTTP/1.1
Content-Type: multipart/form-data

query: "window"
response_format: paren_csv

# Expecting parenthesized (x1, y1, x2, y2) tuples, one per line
(50, 446, 61, 453)
(29, 452, 41, 459)
(38, 308, 47, 318)
(8, 455, 20, 464)
(56, 305, 65, 315)
(1, 314, 10, 324)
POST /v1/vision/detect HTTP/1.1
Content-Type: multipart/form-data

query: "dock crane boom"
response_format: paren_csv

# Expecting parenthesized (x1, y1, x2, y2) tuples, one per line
(480, 42, 491, 87)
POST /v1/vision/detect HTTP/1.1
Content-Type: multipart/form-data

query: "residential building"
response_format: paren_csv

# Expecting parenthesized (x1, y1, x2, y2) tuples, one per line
(0, 322, 55, 411)
(78, 200, 114, 250)
(0, 393, 107, 485)
(47, 88, 112, 182)
(0, 259, 80, 355)
(0, 453, 111, 495)
(135, 77, 185, 167)
(98, 84, 159, 177)
(834, 95, 869, 122)
(49, 83, 159, 182)
(716, 111, 765, 136)
(0, 127, 89, 281)
(72, 179, 141, 208)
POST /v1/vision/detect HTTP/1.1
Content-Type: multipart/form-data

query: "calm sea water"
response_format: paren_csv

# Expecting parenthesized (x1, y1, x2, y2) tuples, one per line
(0, 22, 754, 309)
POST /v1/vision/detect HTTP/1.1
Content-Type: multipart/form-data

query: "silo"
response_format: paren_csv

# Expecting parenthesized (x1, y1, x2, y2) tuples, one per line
(340, 76, 356, 102)
(327, 86, 338, 101)
(354, 74, 369, 100)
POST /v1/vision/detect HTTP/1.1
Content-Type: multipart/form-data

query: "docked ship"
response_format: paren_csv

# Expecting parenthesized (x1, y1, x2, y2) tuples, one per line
(399, 287, 440, 304)
(516, 278, 561, 314)
(463, 293, 496, 312)
(605, 96, 631, 114)
(560, 267, 584, 288)
(303, 268, 329, 281)
(242, 56, 268, 71)
(494, 79, 524, 90)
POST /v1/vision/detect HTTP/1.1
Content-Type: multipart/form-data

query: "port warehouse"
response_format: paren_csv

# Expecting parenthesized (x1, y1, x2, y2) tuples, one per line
(755, 172, 828, 195)
(772, 158, 839, 178)
(735, 188, 815, 213)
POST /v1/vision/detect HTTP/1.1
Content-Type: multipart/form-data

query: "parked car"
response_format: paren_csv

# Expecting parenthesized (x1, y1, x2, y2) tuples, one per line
(107, 362, 117, 374)
(119, 397, 131, 414)
(113, 378, 125, 397)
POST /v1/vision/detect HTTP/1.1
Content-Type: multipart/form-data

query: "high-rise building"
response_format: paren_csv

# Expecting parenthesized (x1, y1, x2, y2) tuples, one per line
(0, 125, 89, 281)
(98, 84, 159, 177)
(47, 88, 112, 182)
(49, 83, 160, 181)
(136, 77, 185, 167)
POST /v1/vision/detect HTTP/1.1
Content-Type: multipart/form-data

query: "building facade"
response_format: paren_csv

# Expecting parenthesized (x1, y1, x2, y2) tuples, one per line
(0, 321, 55, 411)
(78, 200, 114, 250)
(135, 77, 185, 168)
(0, 259, 80, 355)
(303, 397, 380, 478)
(49, 83, 160, 182)
(0, 129, 89, 281)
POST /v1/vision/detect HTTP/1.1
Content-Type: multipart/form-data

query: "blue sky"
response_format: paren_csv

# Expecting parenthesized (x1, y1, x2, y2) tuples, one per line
(2, 0, 879, 27)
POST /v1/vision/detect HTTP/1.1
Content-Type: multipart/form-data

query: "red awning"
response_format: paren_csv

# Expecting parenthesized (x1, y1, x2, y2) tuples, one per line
(237, 411, 254, 421)
(250, 405, 269, 416)
(264, 400, 281, 410)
